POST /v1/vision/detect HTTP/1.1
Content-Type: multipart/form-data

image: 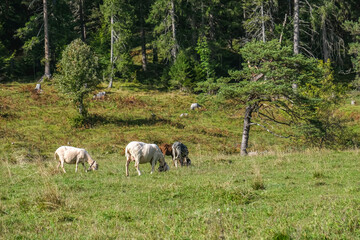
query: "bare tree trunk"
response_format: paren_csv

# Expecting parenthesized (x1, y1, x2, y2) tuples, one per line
(279, 14, 287, 44)
(322, 22, 329, 62)
(240, 105, 255, 156)
(79, 0, 86, 41)
(170, 0, 178, 61)
(261, 3, 266, 43)
(293, 0, 299, 54)
(42, 0, 51, 81)
(108, 13, 114, 88)
(140, 27, 147, 71)
(140, 2, 147, 72)
(209, 13, 215, 40)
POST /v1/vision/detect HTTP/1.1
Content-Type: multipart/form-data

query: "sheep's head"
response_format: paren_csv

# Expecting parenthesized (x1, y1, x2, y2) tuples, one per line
(88, 161, 98, 171)
(158, 161, 169, 172)
(158, 162, 169, 172)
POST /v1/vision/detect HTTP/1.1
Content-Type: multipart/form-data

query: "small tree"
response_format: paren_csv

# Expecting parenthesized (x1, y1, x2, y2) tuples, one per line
(56, 39, 100, 117)
(169, 51, 193, 91)
(218, 40, 338, 155)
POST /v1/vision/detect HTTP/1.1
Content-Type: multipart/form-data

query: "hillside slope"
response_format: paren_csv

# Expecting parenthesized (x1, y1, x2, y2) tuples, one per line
(0, 81, 292, 162)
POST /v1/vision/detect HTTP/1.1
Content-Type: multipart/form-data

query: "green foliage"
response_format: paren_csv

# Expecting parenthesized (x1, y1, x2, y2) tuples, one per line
(147, 0, 177, 62)
(55, 39, 100, 117)
(295, 115, 358, 149)
(101, 0, 134, 80)
(294, 60, 356, 149)
(196, 36, 215, 79)
(220, 40, 321, 109)
(194, 36, 218, 94)
(242, 0, 275, 41)
(0, 41, 16, 81)
(216, 40, 351, 149)
(169, 51, 194, 91)
(14, 0, 77, 76)
(343, 18, 360, 93)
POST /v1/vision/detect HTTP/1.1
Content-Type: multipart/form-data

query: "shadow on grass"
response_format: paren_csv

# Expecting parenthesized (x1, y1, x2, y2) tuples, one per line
(81, 114, 185, 129)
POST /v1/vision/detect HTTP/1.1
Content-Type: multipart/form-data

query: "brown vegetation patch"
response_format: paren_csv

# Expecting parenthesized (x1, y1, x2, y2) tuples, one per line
(0, 96, 16, 116)
(347, 112, 360, 121)
(18, 85, 60, 105)
(112, 95, 147, 108)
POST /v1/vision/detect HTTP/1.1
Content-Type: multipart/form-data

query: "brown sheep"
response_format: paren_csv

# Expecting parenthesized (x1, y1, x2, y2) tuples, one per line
(159, 143, 173, 157)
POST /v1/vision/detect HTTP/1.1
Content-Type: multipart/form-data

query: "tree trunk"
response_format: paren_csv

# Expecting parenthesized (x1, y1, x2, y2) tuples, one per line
(79, 0, 86, 41)
(240, 105, 255, 156)
(261, 3, 266, 43)
(293, 0, 299, 54)
(170, 0, 178, 61)
(108, 13, 114, 88)
(322, 22, 329, 62)
(79, 99, 86, 117)
(43, 0, 51, 80)
(140, 2, 147, 72)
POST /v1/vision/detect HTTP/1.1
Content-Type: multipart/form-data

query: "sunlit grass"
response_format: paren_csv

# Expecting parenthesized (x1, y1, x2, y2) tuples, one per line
(1, 82, 360, 238)
(1, 150, 360, 239)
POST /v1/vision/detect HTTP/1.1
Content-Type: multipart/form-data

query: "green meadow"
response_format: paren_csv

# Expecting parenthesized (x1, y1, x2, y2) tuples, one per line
(1, 82, 360, 239)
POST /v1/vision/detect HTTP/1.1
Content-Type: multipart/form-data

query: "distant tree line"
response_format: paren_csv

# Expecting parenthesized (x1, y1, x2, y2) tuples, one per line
(0, 0, 359, 88)
(1, 0, 360, 153)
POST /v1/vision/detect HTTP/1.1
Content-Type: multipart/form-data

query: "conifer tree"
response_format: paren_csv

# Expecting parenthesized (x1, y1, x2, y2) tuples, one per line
(55, 39, 100, 117)
(218, 40, 335, 155)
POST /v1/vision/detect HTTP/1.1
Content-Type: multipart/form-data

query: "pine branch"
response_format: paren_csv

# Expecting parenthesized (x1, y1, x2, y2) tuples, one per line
(250, 122, 292, 139)
(258, 112, 291, 126)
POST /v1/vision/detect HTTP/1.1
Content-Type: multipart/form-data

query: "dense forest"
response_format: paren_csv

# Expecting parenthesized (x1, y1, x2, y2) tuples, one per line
(1, 0, 360, 154)
(1, 0, 360, 86)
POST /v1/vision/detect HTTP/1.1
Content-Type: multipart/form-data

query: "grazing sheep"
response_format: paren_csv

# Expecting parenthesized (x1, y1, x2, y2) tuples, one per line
(93, 91, 106, 100)
(172, 142, 191, 167)
(54, 146, 98, 173)
(190, 103, 201, 110)
(125, 141, 169, 176)
(159, 143, 173, 157)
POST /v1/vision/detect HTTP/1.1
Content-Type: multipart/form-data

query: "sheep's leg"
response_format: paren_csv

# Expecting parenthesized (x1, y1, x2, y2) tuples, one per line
(60, 160, 66, 173)
(82, 162, 87, 172)
(150, 158, 156, 174)
(135, 160, 141, 176)
(172, 148, 177, 167)
(125, 160, 130, 177)
(174, 158, 178, 168)
(75, 158, 81, 173)
(180, 157, 185, 166)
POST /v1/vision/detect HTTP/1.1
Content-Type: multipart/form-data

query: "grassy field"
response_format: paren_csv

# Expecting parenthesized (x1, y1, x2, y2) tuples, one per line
(1, 150, 360, 239)
(1, 82, 360, 239)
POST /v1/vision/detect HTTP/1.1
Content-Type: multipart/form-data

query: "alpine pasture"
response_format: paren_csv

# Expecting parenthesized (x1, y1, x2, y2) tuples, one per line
(1, 82, 360, 239)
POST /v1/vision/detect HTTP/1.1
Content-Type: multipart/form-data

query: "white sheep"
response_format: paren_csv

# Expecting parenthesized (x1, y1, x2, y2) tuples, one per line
(125, 141, 169, 176)
(190, 103, 201, 110)
(54, 146, 98, 173)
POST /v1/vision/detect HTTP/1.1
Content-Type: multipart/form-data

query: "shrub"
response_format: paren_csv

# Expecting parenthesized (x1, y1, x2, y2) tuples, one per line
(55, 39, 100, 117)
